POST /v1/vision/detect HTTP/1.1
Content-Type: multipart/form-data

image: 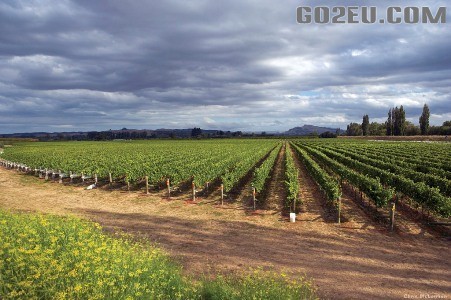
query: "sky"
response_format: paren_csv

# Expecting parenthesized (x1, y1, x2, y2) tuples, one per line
(0, 0, 450, 133)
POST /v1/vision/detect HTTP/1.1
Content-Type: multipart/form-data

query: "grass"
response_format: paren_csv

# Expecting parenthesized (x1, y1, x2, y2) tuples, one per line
(0, 209, 317, 299)
(200, 270, 316, 300)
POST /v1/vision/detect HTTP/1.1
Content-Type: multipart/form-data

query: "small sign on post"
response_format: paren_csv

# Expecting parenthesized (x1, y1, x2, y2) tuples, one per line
(192, 181, 196, 201)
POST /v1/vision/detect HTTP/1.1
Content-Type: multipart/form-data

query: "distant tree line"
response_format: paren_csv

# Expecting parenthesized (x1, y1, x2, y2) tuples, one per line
(87, 130, 149, 140)
(346, 104, 451, 136)
(31, 128, 256, 141)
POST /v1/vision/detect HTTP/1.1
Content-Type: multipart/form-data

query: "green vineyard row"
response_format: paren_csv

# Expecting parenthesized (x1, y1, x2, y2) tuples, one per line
(298, 142, 450, 217)
(291, 143, 341, 203)
(284, 145, 300, 212)
(297, 143, 393, 208)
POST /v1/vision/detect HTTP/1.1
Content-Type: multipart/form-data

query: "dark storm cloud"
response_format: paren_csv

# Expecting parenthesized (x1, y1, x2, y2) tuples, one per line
(0, 0, 450, 133)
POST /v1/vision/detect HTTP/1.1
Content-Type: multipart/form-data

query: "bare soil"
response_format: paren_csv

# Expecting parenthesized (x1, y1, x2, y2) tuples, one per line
(264, 142, 286, 211)
(0, 167, 450, 300)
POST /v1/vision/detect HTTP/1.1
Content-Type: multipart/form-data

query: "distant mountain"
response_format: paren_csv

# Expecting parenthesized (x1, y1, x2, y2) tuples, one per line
(284, 125, 344, 136)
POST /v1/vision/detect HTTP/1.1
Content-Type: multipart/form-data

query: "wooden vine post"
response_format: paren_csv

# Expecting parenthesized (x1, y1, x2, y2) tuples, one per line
(390, 196, 397, 232)
(206, 181, 209, 194)
(145, 176, 149, 194)
(94, 174, 98, 185)
(192, 181, 196, 201)
(252, 187, 256, 210)
(109, 172, 113, 186)
(220, 184, 224, 205)
(337, 197, 342, 224)
(167, 178, 171, 198)
(126, 176, 130, 191)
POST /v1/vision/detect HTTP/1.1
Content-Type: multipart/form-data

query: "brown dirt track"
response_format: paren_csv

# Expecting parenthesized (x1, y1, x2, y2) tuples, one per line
(0, 167, 450, 299)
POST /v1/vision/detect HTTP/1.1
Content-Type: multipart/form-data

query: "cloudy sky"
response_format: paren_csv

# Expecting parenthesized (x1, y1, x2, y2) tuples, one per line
(0, 0, 450, 133)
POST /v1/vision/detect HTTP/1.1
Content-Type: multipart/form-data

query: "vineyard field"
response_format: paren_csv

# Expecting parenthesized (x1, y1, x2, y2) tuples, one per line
(0, 139, 279, 192)
(1, 138, 450, 218)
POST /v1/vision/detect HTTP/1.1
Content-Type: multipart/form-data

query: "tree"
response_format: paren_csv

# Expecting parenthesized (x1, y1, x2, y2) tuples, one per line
(369, 122, 386, 136)
(442, 122, 451, 135)
(346, 123, 362, 136)
(319, 131, 337, 138)
(400, 105, 406, 135)
(362, 115, 369, 136)
(419, 104, 430, 135)
(386, 108, 393, 136)
(191, 127, 202, 137)
(393, 107, 400, 136)
(392, 106, 406, 136)
(405, 121, 421, 136)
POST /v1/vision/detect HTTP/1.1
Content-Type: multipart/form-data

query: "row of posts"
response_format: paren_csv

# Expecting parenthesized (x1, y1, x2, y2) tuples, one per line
(339, 179, 397, 231)
(0, 159, 397, 228)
